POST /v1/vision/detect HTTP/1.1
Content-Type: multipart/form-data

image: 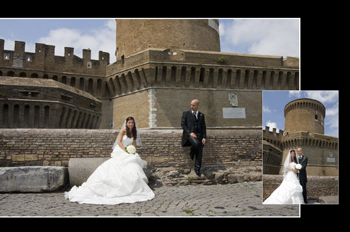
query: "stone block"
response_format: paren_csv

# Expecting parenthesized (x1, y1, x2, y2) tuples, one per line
(0, 166, 68, 192)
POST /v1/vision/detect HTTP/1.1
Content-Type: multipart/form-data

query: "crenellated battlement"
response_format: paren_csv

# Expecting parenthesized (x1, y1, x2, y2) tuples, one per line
(0, 39, 109, 76)
(263, 126, 284, 138)
(263, 126, 284, 149)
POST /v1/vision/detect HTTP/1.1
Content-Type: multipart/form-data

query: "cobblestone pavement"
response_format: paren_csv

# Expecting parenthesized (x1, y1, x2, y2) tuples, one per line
(0, 182, 299, 217)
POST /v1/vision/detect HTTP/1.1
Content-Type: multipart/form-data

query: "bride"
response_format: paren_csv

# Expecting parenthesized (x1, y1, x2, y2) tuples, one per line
(263, 149, 304, 204)
(65, 116, 155, 205)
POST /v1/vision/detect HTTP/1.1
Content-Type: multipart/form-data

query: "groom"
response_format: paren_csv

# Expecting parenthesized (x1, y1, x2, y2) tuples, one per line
(296, 147, 308, 203)
(181, 99, 207, 177)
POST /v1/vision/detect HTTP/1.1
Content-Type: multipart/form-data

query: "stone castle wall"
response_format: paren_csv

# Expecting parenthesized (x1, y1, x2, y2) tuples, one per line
(0, 76, 102, 129)
(111, 88, 262, 129)
(106, 48, 300, 96)
(0, 40, 109, 76)
(1, 38, 299, 130)
(0, 129, 261, 174)
(0, 40, 111, 100)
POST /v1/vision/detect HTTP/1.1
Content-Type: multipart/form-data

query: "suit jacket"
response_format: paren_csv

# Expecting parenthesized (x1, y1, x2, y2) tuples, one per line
(181, 110, 206, 147)
(298, 156, 308, 184)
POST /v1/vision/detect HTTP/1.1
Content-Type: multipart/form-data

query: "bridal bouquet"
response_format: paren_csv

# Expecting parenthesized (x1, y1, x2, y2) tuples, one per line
(295, 164, 302, 171)
(125, 145, 136, 154)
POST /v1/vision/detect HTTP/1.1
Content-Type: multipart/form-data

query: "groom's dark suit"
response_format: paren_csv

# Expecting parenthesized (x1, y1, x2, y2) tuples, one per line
(181, 110, 206, 173)
(297, 155, 308, 203)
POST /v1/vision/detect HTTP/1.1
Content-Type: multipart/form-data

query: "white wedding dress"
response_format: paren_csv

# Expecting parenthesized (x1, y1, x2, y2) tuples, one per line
(65, 135, 155, 205)
(263, 162, 304, 204)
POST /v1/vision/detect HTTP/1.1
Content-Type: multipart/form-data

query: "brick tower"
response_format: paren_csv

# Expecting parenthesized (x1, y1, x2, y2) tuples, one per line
(115, 19, 220, 61)
(284, 98, 326, 135)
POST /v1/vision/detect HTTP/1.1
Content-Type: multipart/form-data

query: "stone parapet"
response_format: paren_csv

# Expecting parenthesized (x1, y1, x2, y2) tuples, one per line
(0, 128, 261, 173)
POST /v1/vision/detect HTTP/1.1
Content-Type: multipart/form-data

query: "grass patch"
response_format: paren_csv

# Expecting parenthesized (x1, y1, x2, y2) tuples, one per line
(183, 209, 194, 216)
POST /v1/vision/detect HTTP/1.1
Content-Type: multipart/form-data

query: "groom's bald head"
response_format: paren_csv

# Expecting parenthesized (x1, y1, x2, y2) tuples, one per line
(191, 99, 200, 112)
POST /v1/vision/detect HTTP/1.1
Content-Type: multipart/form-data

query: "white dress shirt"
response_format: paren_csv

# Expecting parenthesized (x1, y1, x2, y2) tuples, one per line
(191, 110, 198, 119)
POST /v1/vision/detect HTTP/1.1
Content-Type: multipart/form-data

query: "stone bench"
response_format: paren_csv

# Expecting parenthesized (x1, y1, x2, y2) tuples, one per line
(0, 166, 68, 192)
(68, 157, 153, 187)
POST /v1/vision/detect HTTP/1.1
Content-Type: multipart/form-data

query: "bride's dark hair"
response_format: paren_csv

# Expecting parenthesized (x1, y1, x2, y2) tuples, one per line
(290, 150, 297, 163)
(125, 116, 137, 140)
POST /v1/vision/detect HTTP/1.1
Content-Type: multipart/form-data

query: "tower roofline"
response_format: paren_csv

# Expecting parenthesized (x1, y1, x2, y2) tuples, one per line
(284, 98, 324, 108)
(284, 98, 326, 118)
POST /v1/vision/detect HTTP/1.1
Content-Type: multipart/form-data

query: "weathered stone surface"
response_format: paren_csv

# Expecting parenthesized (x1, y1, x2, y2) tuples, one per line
(0, 166, 68, 192)
(68, 157, 153, 187)
(150, 164, 262, 187)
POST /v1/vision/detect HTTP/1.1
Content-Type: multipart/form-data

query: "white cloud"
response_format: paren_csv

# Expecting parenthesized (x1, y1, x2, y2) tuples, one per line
(221, 19, 299, 57)
(2, 38, 15, 50)
(263, 106, 271, 113)
(219, 22, 225, 36)
(266, 120, 279, 133)
(304, 91, 338, 104)
(37, 19, 116, 63)
(288, 90, 302, 98)
(325, 102, 338, 137)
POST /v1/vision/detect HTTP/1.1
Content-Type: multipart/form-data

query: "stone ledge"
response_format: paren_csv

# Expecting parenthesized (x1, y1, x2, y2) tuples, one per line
(68, 157, 152, 187)
(0, 166, 68, 192)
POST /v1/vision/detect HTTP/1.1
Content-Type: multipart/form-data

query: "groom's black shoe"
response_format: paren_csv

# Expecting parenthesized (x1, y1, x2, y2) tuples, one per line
(195, 168, 201, 177)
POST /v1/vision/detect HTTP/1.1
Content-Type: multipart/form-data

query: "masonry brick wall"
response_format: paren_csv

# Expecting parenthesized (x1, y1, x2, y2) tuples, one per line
(0, 129, 117, 167)
(0, 129, 261, 172)
(263, 175, 338, 201)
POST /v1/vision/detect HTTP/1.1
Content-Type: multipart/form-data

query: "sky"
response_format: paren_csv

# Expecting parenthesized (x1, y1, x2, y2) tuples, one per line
(0, 18, 300, 64)
(263, 91, 339, 137)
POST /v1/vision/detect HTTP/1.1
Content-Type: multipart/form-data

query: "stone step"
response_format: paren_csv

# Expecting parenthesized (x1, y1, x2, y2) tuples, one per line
(0, 166, 68, 192)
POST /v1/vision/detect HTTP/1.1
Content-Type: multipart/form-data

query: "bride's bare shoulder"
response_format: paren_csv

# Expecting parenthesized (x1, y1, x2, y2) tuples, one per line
(119, 129, 127, 135)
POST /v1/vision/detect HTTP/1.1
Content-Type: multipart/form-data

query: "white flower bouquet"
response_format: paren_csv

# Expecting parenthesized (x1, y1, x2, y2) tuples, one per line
(295, 164, 302, 171)
(125, 145, 136, 154)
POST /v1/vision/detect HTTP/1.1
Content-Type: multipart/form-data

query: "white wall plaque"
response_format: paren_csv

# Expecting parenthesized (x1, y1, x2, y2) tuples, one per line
(12, 54, 23, 68)
(223, 108, 246, 118)
(228, 93, 238, 106)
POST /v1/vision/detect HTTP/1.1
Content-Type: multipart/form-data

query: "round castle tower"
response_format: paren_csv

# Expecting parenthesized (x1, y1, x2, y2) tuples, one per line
(115, 19, 221, 61)
(284, 98, 326, 135)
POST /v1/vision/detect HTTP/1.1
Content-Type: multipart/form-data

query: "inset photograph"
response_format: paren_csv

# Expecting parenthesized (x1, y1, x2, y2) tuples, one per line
(262, 90, 338, 204)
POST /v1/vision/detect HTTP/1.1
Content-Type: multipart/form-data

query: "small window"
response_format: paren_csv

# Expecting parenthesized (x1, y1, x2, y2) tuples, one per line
(4, 53, 10, 60)
(315, 115, 318, 121)
(121, 55, 125, 64)
(199, 68, 205, 82)
(31, 92, 40, 97)
(19, 91, 29, 97)
(87, 61, 92, 68)
(26, 55, 32, 62)
(61, 94, 73, 102)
